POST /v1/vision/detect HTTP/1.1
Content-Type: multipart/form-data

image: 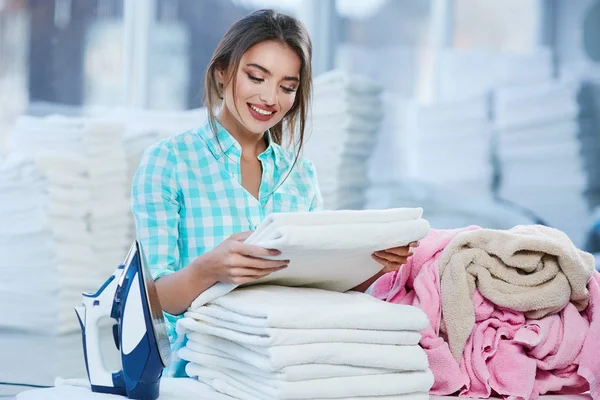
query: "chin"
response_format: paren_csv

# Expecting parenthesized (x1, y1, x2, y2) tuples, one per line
(244, 115, 281, 134)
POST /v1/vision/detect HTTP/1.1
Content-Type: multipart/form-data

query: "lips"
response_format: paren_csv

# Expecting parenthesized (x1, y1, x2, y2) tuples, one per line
(247, 103, 276, 122)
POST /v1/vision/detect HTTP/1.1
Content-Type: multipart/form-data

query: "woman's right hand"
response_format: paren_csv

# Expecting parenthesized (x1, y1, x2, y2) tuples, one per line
(196, 231, 289, 285)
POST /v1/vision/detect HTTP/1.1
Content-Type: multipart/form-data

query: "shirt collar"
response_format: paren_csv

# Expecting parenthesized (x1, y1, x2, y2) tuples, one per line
(200, 119, 239, 159)
(201, 118, 278, 162)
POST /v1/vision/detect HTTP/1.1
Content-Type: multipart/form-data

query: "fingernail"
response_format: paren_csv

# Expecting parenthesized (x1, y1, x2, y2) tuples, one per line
(269, 249, 281, 255)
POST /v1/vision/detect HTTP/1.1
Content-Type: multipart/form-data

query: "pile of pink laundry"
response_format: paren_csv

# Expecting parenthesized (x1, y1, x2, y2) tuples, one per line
(371, 225, 600, 400)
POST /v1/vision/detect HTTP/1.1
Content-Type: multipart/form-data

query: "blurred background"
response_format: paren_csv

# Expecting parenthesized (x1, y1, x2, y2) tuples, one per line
(1, 0, 600, 397)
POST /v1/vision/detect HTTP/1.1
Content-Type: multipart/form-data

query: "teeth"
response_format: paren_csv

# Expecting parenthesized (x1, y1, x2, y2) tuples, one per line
(250, 104, 274, 116)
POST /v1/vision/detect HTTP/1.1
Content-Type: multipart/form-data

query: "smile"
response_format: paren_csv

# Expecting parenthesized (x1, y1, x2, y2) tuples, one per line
(249, 104, 275, 115)
(247, 103, 276, 122)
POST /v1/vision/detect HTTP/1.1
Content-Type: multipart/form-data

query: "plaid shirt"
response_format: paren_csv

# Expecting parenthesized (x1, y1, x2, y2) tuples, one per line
(131, 119, 322, 376)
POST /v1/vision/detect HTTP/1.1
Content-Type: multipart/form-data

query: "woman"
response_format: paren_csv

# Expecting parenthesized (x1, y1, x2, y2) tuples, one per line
(131, 9, 416, 376)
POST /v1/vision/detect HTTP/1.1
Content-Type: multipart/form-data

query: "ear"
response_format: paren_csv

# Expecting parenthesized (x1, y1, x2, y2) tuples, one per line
(215, 68, 225, 84)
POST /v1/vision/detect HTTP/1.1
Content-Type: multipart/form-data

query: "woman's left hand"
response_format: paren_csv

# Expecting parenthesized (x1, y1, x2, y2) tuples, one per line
(372, 241, 420, 273)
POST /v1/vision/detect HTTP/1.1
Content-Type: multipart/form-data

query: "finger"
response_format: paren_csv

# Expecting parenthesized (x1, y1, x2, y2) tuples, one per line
(410, 241, 420, 247)
(232, 254, 289, 270)
(230, 265, 287, 278)
(230, 231, 254, 241)
(371, 254, 402, 273)
(377, 246, 412, 257)
(373, 251, 409, 265)
(382, 262, 403, 273)
(234, 242, 281, 257)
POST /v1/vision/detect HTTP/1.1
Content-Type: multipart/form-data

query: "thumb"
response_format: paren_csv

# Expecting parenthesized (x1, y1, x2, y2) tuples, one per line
(230, 231, 254, 241)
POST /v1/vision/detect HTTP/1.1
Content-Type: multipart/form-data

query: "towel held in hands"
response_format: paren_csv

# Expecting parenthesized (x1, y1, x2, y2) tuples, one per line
(192, 208, 430, 306)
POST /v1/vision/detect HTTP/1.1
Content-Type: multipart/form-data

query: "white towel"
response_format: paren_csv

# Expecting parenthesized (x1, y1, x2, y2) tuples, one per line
(178, 313, 422, 346)
(187, 364, 434, 400)
(189, 285, 429, 330)
(193, 209, 430, 306)
(182, 333, 429, 371)
(178, 347, 395, 381)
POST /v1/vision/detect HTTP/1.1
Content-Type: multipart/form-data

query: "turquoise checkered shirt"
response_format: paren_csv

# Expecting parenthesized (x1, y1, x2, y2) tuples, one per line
(131, 119, 323, 376)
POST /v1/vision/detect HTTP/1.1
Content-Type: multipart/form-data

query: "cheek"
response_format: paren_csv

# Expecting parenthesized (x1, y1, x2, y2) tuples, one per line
(280, 94, 296, 113)
(233, 79, 255, 105)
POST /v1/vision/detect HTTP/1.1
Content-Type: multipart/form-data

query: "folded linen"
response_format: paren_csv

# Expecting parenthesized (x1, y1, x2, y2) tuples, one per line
(187, 364, 434, 400)
(189, 285, 429, 331)
(178, 347, 395, 381)
(438, 224, 596, 361)
(182, 332, 429, 371)
(178, 312, 422, 346)
(193, 209, 430, 306)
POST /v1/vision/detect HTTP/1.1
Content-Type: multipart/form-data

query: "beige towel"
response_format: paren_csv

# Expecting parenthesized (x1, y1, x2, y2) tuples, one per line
(438, 224, 595, 362)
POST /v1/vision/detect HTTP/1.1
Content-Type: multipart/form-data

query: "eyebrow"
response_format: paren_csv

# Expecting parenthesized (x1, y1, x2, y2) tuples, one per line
(246, 63, 300, 83)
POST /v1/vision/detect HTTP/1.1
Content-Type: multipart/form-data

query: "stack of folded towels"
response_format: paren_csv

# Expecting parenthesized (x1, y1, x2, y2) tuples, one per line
(403, 94, 494, 198)
(86, 120, 131, 270)
(176, 207, 433, 399)
(0, 153, 58, 332)
(494, 80, 590, 246)
(11, 115, 129, 283)
(303, 70, 383, 210)
(0, 153, 118, 392)
(178, 286, 434, 400)
(576, 81, 600, 210)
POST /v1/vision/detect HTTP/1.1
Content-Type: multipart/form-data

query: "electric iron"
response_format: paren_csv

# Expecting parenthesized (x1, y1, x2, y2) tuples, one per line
(74, 240, 171, 400)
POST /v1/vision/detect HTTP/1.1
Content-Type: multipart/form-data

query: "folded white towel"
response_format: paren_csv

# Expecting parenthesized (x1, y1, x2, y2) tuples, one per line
(178, 347, 394, 381)
(178, 313, 421, 346)
(183, 333, 429, 371)
(193, 209, 430, 306)
(187, 364, 434, 400)
(189, 285, 429, 330)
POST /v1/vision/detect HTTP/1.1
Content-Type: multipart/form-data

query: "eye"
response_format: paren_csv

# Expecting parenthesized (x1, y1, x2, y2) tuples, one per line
(247, 74, 263, 83)
(281, 86, 297, 94)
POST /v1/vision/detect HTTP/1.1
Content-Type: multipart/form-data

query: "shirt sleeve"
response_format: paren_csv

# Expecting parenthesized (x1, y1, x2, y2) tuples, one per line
(131, 140, 181, 281)
(303, 158, 324, 212)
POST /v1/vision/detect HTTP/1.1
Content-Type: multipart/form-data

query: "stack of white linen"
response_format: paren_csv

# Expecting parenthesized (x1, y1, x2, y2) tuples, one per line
(85, 120, 131, 270)
(303, 70, 383, 210)
(0, 153, 60, 332)
(436, 48, 554, 101)
(11, 115, 129, 285)
(9, 117, 100, 331)
(403, 95, 493, 198)
(494, 80, 590, 246)
(178, 285, 434, 400)
(0, 154, 120, 393)
(577, 81, 600, 210)
(366, 180, 536, 231)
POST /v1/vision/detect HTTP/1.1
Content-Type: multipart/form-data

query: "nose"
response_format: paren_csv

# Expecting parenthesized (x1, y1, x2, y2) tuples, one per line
(260, 83, 278, 106)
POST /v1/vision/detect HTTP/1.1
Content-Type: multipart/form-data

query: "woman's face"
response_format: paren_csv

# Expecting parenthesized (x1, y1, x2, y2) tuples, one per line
(220, 40, 301, 136)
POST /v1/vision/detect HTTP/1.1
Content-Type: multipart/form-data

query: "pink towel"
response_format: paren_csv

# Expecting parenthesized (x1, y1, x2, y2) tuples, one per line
(372, 228, 600, 400)
(578, 272, 600, 399)
(372, 227, 478, 394)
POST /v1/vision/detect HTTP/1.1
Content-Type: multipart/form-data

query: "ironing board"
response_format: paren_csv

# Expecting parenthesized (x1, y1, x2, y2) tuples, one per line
(12, 380, 594, 400)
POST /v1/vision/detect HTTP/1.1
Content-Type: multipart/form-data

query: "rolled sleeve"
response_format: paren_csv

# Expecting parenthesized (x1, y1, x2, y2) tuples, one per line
(131, 140, 181, 281)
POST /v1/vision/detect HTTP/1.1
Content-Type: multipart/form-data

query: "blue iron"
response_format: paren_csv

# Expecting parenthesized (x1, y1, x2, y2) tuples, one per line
(74, 240, 171, 400)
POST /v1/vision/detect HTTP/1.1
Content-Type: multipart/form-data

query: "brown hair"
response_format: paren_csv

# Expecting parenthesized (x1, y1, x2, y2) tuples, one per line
(204, 9, 312, 161)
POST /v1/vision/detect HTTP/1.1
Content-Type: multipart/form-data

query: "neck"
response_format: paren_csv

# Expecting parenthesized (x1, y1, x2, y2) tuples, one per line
(216, 107, 267, 157)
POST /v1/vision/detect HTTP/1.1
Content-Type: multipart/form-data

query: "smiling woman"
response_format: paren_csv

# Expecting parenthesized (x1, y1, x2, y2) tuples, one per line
(130, 8, 416, 378)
